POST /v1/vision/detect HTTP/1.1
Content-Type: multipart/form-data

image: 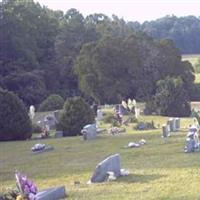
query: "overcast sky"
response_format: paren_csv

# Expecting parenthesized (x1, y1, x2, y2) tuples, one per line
(35, 0, 200, 23)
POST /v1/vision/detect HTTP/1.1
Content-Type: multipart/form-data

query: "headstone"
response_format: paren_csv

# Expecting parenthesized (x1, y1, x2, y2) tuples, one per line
(121, 100, 128, 110)
(119, 104, 128, 115)
(162, 124, 169, 138)
(135, 108, 140, 119)
(29, 105, 35, 120)
(175, 118, 180, 130)
(172, 118, 177, 131)
(91, 154, 121, 183)
(185, 137, 195, 153)
(167, 118, 173, 132)
(35, 186, 66, 200)
(55, 131, 63, 138)
(96, 109, 103, 121)
(81, 124, 97, 140)
(53, 110, 60, 123)
(44, 115, 57, 130)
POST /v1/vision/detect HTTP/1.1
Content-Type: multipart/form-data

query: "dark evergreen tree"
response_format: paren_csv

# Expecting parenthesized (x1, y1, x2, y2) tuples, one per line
(58, 96, 95, 136)
(0, 89, 32, 141)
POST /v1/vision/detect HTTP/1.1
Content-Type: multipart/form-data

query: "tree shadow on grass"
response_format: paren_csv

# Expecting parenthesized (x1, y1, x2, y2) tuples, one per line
(117, 173, 166, 184)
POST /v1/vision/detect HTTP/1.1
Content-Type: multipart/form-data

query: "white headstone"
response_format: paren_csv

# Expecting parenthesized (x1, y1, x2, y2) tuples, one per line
(29, 105, 35, 120)
(97, 109, 103, 121)
(135, 108, 140, 119)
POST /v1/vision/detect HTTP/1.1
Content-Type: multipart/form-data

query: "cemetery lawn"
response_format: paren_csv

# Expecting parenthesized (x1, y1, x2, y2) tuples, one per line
(1, 114, 200, 200)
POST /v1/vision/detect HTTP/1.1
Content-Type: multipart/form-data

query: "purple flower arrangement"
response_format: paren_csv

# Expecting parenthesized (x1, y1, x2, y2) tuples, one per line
(15, 171, 37, 200)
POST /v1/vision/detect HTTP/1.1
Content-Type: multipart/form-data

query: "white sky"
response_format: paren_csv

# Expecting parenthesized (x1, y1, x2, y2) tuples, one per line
(35, 0, 200, 23)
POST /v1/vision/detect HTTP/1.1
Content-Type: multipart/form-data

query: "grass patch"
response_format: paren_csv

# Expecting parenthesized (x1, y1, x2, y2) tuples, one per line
(0, 112, 199, 199)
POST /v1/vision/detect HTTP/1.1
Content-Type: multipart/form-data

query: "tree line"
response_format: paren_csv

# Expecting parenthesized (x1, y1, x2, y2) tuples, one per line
(134, 15, 200, 54)
(0, 0, 197, 109)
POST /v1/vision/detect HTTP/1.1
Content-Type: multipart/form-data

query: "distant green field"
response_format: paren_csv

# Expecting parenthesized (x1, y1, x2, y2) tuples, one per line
(182, 54, 200, 67)
(1, 109, 199, 200)
(195, 73, 200, 83)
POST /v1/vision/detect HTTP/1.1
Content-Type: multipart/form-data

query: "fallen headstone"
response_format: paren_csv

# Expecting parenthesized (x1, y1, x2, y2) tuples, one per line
(125, 139, 146, 148)
(31, 144, 54, 154)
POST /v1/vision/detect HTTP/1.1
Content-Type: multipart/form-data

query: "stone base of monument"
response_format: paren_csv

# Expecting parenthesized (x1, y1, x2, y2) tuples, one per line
(35, 186, 66, 200)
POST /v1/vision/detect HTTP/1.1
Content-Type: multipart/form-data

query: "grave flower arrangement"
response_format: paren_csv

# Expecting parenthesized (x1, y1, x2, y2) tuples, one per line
(15, 171, 37, 200)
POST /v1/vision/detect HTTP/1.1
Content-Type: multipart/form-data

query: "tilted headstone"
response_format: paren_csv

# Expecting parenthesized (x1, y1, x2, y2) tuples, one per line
(82, 124, 97, 140)
(35, 186, 66, 200)
(91, 154, 121, 183)
(162, 124, 169, 138)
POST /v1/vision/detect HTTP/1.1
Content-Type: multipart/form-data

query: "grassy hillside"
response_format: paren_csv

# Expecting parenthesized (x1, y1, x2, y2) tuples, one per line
(182, 54, 200, 67)
(1, 111, 199, 200)
(194, 73, 200, 84)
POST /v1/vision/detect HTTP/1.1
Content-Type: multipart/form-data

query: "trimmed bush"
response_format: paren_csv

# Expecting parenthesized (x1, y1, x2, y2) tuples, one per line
(0, 89, 32, 141)
(39, 94, 64, 111)
(58, 96, 95, 136)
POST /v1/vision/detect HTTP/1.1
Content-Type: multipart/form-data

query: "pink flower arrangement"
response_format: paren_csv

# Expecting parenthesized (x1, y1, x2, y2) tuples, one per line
(15, 171, 37, 200)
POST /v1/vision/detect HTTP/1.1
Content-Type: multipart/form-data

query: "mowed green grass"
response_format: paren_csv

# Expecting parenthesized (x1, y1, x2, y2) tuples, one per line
(1, 113, 200, 200)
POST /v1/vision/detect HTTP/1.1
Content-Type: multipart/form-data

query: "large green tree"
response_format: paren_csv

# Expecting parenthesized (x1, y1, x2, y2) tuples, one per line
(0, 89, 32, 141)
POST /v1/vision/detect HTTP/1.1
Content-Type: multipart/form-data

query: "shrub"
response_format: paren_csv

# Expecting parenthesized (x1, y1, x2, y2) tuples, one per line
(58, 96, 95, 136)
(102, 112, 115, 124)
(145, 77, 191, 117)
(39, 94, 64, 111)
(32, 124, 42, 133)
(0, 89, 32, 141)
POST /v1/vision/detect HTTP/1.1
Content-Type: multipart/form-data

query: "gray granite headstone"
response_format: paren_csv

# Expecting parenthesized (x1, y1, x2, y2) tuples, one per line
(53, 110, 60, 123)
(167, 118, 175, 132)
(35, 186, 66, 200)
(162, 124, 169, 138)
(44, 115, 57, 129)
(175, 118, 180, 130)
(91, 154, 121, 183)
(82, 124, 97, 140)
(172, 118, 177, 132)
(167, 119, 172, 132)
(185, 138, 195, 153)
